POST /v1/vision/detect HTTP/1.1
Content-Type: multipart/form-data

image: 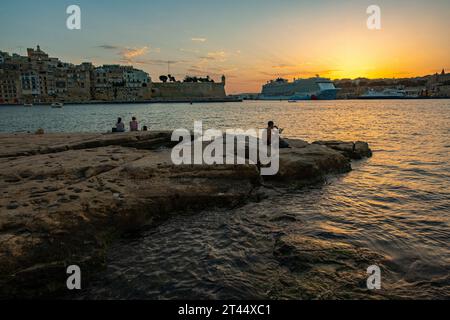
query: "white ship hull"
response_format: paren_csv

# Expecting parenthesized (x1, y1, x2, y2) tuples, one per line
(260, 77, 339, 100)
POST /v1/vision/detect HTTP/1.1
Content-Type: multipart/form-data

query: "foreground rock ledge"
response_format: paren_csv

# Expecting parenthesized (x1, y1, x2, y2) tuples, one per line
(0, 132, 372, 297)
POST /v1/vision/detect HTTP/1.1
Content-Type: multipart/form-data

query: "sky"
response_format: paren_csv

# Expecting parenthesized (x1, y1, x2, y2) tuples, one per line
(1, 0, 449, 93)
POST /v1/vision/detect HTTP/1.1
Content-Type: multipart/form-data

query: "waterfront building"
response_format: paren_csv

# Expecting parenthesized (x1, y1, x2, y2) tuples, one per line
(428, 69, 450, 97)
(124, 68, 151, 88)
(20, 72, 41, 96)
(91, 65, 151, 101)
(66, 63, 93, 102)
(0, 45, 229, 104)
(0, 63, 21, 104)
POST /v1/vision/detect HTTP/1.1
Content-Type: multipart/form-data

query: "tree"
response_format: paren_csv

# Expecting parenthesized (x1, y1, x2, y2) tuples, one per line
(159, 75, 168, 83)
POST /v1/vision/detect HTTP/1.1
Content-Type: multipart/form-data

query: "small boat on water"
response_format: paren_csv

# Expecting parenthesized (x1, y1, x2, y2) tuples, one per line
(51, 102, 64, 108)
(23, 103, 33, 107)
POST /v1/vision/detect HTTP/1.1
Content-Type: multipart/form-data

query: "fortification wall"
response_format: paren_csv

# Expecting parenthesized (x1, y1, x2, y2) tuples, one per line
(151, 82, 226, 98)
(93, 86, 152, 101)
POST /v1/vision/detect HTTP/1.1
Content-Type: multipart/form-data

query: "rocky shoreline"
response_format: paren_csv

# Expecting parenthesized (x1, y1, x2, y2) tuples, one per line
(0, 132, 372, 298)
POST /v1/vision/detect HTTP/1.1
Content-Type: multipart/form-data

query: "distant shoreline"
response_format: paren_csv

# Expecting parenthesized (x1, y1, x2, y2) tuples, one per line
(246, 96, 450, 101)
(1, 97, 450, 107)
(0, 97, 243, 106)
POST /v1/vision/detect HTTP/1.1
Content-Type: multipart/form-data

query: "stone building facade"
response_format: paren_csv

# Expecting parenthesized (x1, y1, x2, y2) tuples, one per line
(0, 46, 153, 104)
(0, 45, 229, 104)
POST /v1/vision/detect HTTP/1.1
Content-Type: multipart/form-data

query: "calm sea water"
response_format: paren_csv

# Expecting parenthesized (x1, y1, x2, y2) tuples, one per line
(2, 100, 449, 299)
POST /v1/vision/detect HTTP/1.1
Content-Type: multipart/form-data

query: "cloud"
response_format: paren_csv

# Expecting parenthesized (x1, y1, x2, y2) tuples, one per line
(186, 67, 224, 79)
(271, 64, 296, 69)
(259, 69, 339, 78)
(191, 37, 207, 42)
(98, 44, 160, 62)
(123, 58, 187, 66)
(187, 51, 232, 76)
(187, 67, 205, 74)
(121, 46, 149, 60)
(208, 51, 226, 59)
(186, 64, 237, 78)
(179, 48, 200, 54)
(97, 44, 121, 50)
(199, 51, 227, 62)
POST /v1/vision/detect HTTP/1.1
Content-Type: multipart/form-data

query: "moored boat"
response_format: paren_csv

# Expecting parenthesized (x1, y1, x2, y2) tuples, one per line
(51, 102, 64, 108)
(359, 88, 419, 99)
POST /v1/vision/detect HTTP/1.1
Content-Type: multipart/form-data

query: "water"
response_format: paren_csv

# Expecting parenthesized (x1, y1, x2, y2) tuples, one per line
(2, 100, 449, 299)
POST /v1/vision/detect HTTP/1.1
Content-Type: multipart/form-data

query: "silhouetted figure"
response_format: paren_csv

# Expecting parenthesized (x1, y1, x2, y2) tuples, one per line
(267, 121, 290, 148)
(130, 117, 139, 131)
(114, 117, 125, 133)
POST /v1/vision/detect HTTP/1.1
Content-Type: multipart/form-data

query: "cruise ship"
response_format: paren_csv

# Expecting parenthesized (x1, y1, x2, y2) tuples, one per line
(259, 76, 339, 100)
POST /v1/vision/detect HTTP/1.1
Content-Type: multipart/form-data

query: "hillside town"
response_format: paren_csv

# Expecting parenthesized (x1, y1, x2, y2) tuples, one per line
(334, 71, 450, 99)
(235, 70, 450, 101)
(0, 46, 228, 104)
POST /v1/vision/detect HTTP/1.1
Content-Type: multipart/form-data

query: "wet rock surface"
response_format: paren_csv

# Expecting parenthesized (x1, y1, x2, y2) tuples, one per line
(276, 140, 352, 182)
(313, 140, 373, 160)
(273, 234, 385, 299)
(0, 132, 372, 297)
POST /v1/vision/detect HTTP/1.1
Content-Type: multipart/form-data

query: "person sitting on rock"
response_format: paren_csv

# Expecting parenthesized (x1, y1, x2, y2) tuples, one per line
(267, 121, 290, 148)
(115, 117, 125, 132)
(130, 117, 139, 132)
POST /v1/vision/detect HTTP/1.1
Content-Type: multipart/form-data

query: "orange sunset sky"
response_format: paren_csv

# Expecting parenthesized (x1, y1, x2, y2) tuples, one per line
(1, 0, 449, 93)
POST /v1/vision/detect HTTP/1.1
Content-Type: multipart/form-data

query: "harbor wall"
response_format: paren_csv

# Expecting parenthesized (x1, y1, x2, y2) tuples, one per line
(151, 82, 226, 99)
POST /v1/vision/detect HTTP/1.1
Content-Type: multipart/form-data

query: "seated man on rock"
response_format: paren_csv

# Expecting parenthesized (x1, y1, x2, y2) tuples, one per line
(267, 121, 290, 148)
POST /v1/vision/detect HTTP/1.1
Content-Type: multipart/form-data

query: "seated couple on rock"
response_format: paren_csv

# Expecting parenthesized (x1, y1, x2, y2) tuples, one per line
(113, 117, 148, 133)
(267, 121, 290, 148)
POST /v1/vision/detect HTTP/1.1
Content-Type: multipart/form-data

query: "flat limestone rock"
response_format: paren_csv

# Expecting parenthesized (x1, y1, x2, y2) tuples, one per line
(313, 140, 373, 159)
(0, 132, 372, 297)
(276, 142, 351, 181)
(0, 131, 174, 158)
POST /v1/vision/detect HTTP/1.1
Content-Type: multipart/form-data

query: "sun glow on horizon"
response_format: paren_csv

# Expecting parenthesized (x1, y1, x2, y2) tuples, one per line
(1, 0, 449, 93)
